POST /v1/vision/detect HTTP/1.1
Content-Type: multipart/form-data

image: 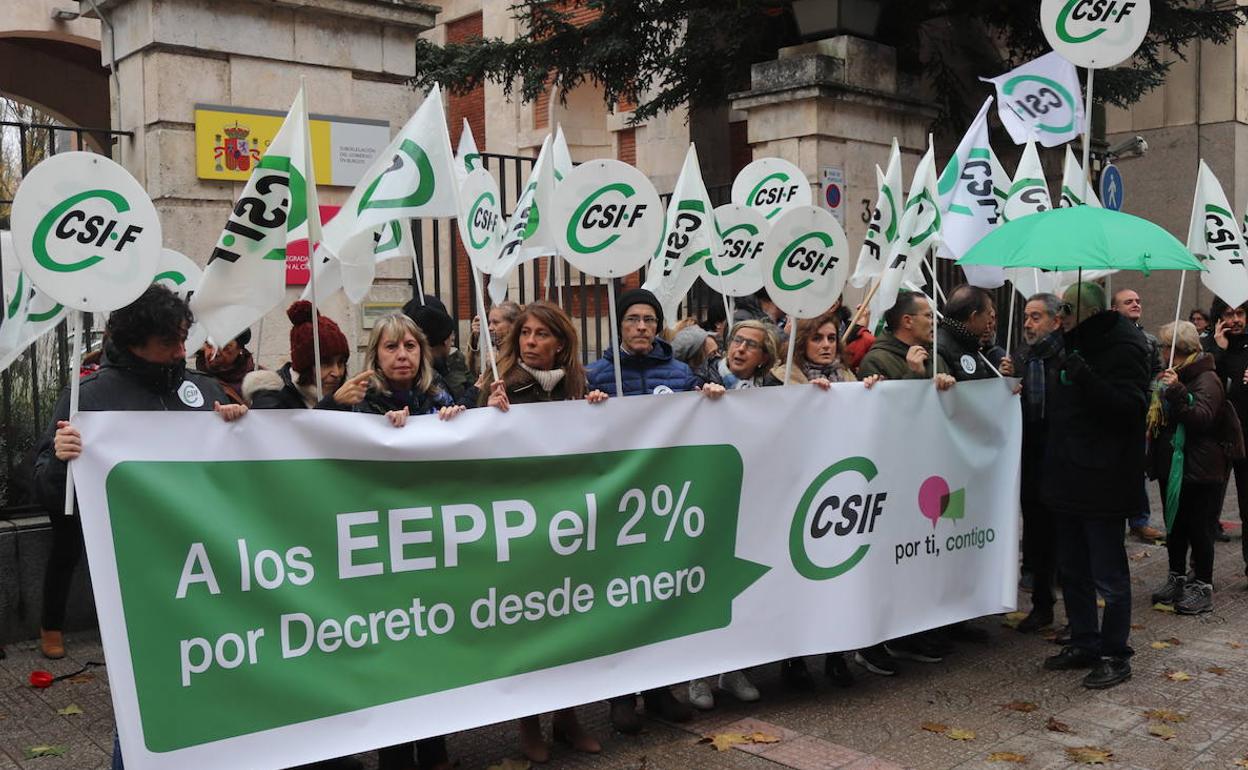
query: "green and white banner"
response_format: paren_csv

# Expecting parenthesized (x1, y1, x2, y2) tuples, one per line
(75, 380, 1020, 770)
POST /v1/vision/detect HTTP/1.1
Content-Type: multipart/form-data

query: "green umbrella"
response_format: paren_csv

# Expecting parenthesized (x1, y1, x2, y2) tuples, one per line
(958, 206, 1204, 274)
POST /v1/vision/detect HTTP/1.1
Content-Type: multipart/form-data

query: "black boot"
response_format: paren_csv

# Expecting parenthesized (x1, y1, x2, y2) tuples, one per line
(1151, 572, 1186, 605)
(1016, 608, 1054, 633)
(1082, 657, 1131, 689)
(608, 695, 642, 734)
(1176, 580, 1213, 615)
(781, 657, 816, 691)
(642, 687, 692, 723)
(1043, 646, 1100, 671)
(824, 653, 854, 687)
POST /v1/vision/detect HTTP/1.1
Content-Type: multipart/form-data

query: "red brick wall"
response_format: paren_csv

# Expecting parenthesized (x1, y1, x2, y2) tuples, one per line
(616, 127, 636, 165)
(446, 13, 485, 150)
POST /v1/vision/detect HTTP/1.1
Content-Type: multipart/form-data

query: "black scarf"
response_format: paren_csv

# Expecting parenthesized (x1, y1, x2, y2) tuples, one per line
(104, 341, 188, 394)
(1024, 331, 1063, 422)
(941, 318, 981, 351)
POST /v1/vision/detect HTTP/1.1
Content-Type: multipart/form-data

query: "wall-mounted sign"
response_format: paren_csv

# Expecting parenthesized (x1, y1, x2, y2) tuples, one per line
(194, 104, 389, 187)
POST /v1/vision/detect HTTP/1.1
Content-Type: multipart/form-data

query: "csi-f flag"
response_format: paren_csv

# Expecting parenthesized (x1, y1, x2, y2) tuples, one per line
(0, 231, 67, 373)
(1002, 140, 1051, 223)
(321, 86, 459, 302)
(488, 134, 559, 303)
(850, 139, 902, 289)
(937, 97, 1005, 288)
(303, 219, 416, 303)
(1189, 160, 1248, 308)
(872, 143, 940, 320)
(1058, 146, 1101, 208)
(455, 118, 482, 186)
(981, 52, 1084, 148)
(553, 125, 574, 183)
(192, 87, 318, 346)
(641, 144, 722, 323)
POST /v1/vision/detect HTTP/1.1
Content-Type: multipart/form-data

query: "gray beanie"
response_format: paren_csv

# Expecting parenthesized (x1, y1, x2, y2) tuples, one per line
(671, 325, 710, 363)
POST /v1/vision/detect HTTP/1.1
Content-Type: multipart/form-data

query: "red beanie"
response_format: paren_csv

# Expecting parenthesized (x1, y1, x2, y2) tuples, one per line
(287, 301, 349, 377)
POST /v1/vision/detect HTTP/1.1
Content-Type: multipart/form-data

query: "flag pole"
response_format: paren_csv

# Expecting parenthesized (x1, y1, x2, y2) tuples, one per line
(1080, 67, 1095, 204)
(62, 310, 83, 517)
(299, 81, 324, 402)
(473, 266, 499, 381)
(783, 317, 797, 384)
(842, 272, 884, 346)
(606, 279, 625, 398)
(930, 245, 940, 381)
(1005, 284, 1017, 358)
(1168, 271, 1185, 368)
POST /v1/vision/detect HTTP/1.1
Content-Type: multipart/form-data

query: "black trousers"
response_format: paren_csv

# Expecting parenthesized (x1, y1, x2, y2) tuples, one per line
(1021, 500, 1057, 614)
(42, 508, 85, 630)
(1160, 479, 1222, 584)
(1056, 514, 1133, 658)
(377, 737, 447, 770)
(1228, 457, 1248, 569)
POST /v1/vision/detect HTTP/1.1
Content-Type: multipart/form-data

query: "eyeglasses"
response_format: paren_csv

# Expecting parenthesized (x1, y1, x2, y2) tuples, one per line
(623, 314, 658, 327)
(729, 336, 764, 351)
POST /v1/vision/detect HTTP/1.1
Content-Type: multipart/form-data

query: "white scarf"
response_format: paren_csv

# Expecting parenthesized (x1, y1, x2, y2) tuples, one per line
(519, 362, 566, 392)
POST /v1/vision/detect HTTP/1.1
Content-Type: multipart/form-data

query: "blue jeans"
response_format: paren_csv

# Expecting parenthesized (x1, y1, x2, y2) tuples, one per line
(1129, 478, 1150, 529)
(1057, 514, 1134, 658)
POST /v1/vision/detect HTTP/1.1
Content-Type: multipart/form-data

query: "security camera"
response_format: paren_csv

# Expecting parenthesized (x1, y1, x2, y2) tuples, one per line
(1107, 135, 1147, 159)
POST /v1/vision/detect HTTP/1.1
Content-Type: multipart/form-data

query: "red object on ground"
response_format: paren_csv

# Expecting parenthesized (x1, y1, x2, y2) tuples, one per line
(29, 670, 53, 688)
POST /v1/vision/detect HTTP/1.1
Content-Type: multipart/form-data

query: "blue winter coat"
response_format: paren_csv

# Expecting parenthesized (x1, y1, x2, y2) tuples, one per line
(586, 338, 699, 396)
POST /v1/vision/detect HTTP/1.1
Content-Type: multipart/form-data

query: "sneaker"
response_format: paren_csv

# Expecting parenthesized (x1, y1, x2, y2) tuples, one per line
(608, 696, 642, 734)
(1151, 572, 1186, 605)
(885, 637, 944, 663)
(687, 679, 715, 710)
(1016, 609, 1054, 634)
(719, 670, 760, 702)
(1043, 646, 1100, 671)
(1082, 656, 1131, 689)
(781, 657, 816, 691)
(1131, 524, 1165, 543)
(853, 645, 897, 676)
(642, 687, 692, 723)
(824, 653, 855, 687)
(1175, 580, 1213, 615)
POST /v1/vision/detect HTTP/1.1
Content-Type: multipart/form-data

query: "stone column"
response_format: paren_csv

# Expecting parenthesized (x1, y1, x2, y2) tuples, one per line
(79, 0, 436, 361)
(730, 36, 938, 307)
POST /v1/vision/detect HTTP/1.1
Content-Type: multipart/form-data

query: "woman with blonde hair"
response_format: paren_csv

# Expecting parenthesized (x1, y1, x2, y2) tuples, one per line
(325, 313, 465, 426)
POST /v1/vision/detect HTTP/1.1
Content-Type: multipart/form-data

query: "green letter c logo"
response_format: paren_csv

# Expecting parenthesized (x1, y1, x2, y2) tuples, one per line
(33, 189, 132, 273)
(772, 231, 834, 291)
(1057, 0, 1106, 44)
(789, 456, 878, 580)
(567, 182, 635, 254)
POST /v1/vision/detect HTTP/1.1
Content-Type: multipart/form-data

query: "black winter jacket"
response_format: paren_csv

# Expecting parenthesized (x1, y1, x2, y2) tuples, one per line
(244, 363, 311, 410)
(936, 325, 995, 381)
(1040, 311, 1151, 518)
(32, 344, 229, 513)
(1213, 332, 1248, 438)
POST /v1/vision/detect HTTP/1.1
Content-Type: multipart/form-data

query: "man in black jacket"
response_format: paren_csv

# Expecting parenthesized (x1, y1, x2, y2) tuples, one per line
(1210, 297, 1248, 571)
(1042, 282, 1151, 689)
(936, 285, 997, 381)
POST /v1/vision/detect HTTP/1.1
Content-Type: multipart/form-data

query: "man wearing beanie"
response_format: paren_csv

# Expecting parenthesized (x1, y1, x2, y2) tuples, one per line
(587, 288, 699, 397)
(586, 287, 707, 732)
(243, 301, 351, 409)
(403, 298, 477, 405)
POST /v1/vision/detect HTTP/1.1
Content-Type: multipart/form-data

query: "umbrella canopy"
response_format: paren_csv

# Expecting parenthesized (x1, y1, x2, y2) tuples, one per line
(958, 207, 1204, 274)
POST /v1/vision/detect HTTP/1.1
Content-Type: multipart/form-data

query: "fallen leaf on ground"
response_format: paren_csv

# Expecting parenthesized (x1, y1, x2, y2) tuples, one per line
(485, 759, 530, 770)
(747, 732, 781, 745)
(1046, 717, 1073, 733)
(1149, 640, 1172, 650)
(56, 704, 83, 716)
(1163, 637, 1182, 646)
(1041, 629, 1060, 641)
(1129, 550, 1149, 561)
(921, 722, 949, 734)
(1152, 603, 1177, 614)
(23, 745, 67, 759)
(1147, 723, 1176, 740)
(1165, 670, 1193, 682)
(700, 733, 751, 752)
(68, 673, 94, 684)
(1143, 709, 1187, 723)
(1002, 612, 1027, 629)
(1233, 757, 1248, 768)
(1207, 666, 1228, 676)
(1130, 623, 1146, 630)
(947, 728, 977, 741)
(987, 752, 1027, 763)
(1003, 701, 1039, 713)
(1228, 642, 1244, 650)
(1066, 746, 1114, 764)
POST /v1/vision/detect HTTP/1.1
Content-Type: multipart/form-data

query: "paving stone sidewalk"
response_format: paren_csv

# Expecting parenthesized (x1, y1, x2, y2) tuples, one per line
(2, 514, 1246, 770)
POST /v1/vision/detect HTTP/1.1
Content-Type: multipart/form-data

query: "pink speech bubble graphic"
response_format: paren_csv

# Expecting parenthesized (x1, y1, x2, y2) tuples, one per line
(918, 475, 949, 528)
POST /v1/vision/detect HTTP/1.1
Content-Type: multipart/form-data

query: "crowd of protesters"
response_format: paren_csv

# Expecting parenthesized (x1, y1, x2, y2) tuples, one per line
(19, 275, 1247, 769)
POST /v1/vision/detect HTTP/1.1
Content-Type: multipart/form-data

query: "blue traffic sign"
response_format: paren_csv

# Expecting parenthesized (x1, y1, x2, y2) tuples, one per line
(1100, 163, 1124, 211)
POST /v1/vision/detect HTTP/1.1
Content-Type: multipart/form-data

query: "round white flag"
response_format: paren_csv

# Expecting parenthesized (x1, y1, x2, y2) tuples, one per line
(703, 204, 769, 297)
(731, 158, 812, 222)
(760, 206, 849, 319)
(154, 248, 203, 300)
(11, 152, 162, 312)
(554, 160, 663, 278)
(457, 169, 506, 273)
(1040, 0, 1151, 68)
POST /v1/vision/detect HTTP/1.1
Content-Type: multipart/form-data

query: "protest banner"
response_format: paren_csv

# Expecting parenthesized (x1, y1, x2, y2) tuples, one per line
(74, 379, 1021, 770)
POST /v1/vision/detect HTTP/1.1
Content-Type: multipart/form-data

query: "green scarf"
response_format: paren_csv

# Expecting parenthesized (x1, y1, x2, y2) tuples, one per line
(1148, 352, 1199, 534)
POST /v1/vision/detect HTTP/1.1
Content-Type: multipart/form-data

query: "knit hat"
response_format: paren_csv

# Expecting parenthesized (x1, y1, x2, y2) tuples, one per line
(402, 295, 448, 319)
(406, 304, 455, 347)
(616, 288, 664, 331)
(287, 300, 349, 377)
(671, 325, 710, 363)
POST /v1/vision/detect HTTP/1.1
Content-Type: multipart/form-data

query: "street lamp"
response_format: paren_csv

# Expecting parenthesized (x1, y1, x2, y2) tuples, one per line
(791, 0, 883, 41)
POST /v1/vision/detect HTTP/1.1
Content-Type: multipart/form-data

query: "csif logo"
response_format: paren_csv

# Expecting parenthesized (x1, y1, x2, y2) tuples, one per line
(1002, 75, 1077, 134)
(772, 231, 839, 291)
(566, 182, 649, 255)
(359, 139, 436, 212)
(32, 190, 145, 273)
(748, 172, 801, 220)
(468, 191, 501, 250)
(1201, 205, 1244, 267)
(707, 221, 762, 277)
(209, 155, 308, 264)
(789, 457, 888, 580)
(1056, 0, 1139, 44)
